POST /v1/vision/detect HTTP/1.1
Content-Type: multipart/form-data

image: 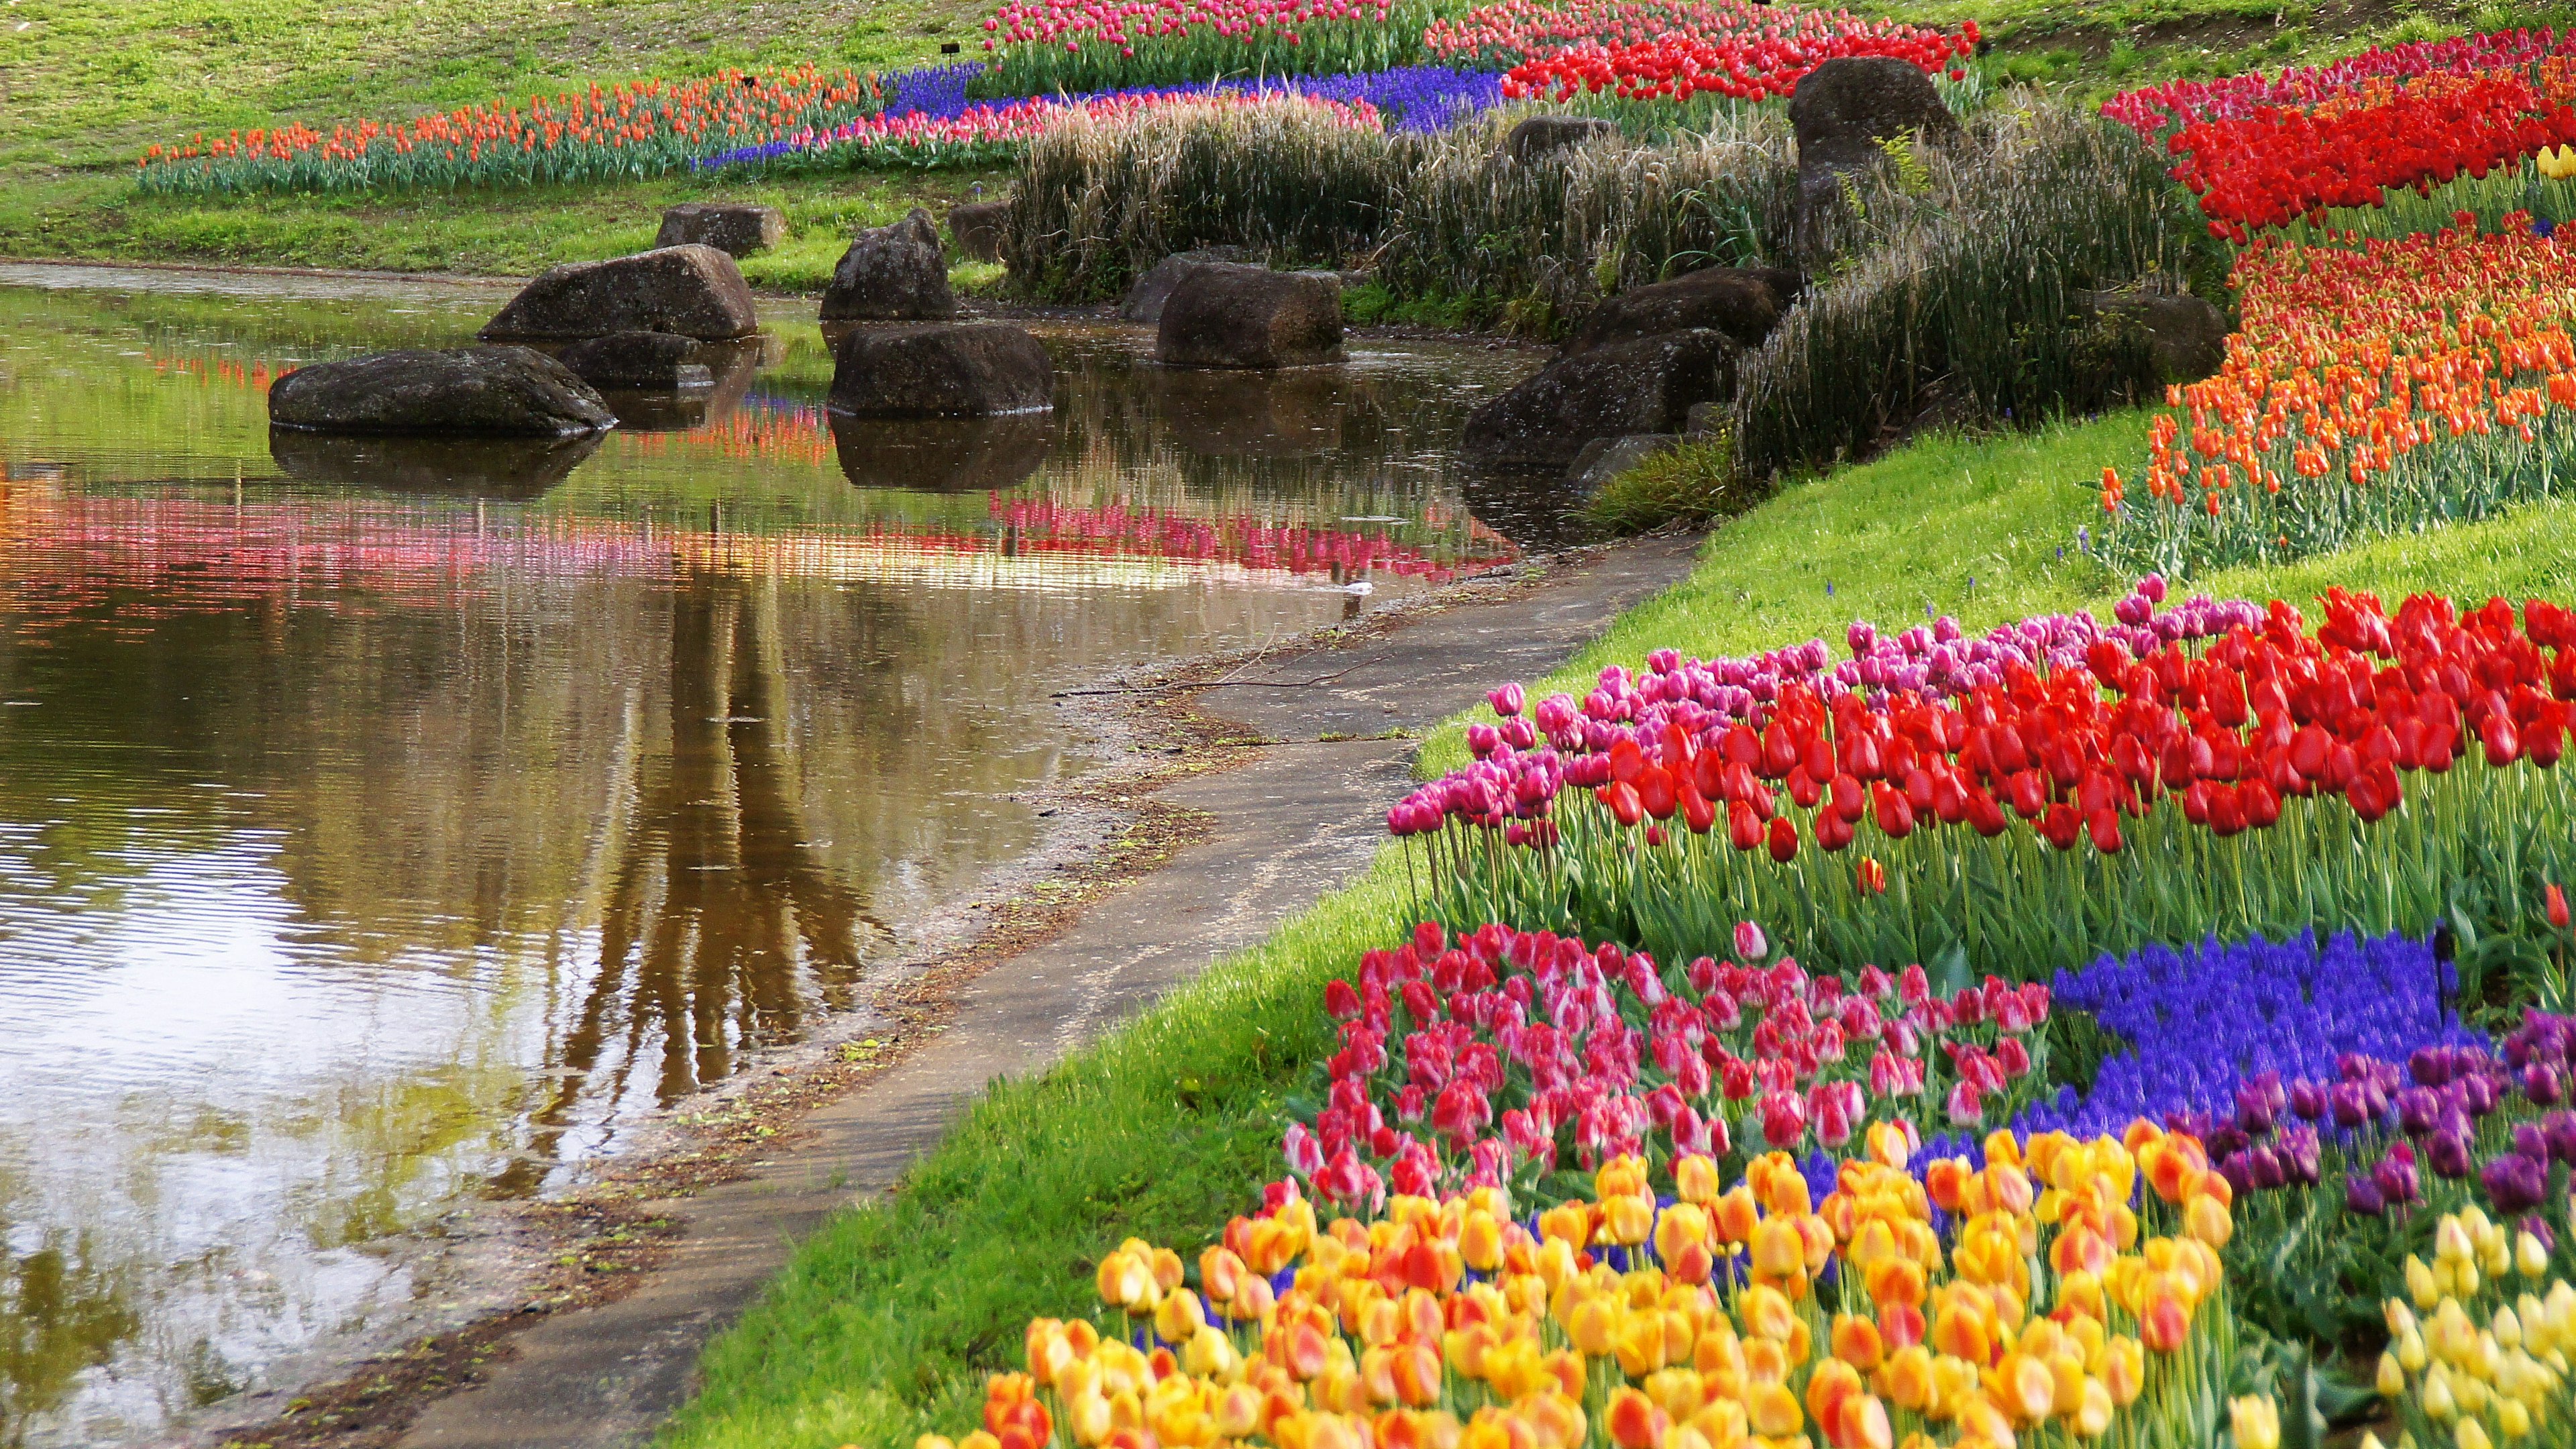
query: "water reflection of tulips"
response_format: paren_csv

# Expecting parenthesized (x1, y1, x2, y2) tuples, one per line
(2100, 225, 2576, 576)
(1391, 582, 2576, 980)
(930, 1122, 2239, 1449)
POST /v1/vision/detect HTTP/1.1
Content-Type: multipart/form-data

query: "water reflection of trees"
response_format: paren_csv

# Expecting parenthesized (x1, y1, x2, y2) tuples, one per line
(490, 572, 877, 1193)
(0, 1231, 139, 1440)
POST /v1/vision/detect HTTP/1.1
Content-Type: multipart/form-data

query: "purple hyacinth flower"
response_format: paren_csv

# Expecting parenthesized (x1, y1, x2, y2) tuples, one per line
(2485, 1152, 2550, 1216)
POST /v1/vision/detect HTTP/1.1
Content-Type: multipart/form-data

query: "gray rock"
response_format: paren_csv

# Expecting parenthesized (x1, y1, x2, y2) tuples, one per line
(948, 200, 1011, 264)
(1564, 266, 1806, 356)
(268, 347, 616, 435)
(553, 331, 714, 390)
(1566, 435, 1680, 494)
(1460, 329, 1739, 468)
(480, 246, 761, 341)
(268, 430, 604, 498)
(1684, 400, 1727, 438)
(654, 203, 787, 257)
(831, 413, 1053, 492)
(2079, 281, 2228, 384)
(1502, 115, 1621, 164)
(821, 208, 956, 321)
(828, 323, 1055, 417)
(1789, 58, 1962, 252)
(1116, 248, 1255, 325)
(1157, 268, 1343, 370)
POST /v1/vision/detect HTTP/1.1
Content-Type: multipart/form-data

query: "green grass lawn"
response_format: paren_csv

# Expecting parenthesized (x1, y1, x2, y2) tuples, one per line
(653, 400, 2576, 1448)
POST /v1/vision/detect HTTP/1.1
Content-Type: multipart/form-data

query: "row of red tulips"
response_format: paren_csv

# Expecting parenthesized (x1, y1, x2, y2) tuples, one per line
(1388, 582, 2576, 980)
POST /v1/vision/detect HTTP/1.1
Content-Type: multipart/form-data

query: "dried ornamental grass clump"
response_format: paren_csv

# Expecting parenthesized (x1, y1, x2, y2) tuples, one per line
(923, 1126, 2242, 1449)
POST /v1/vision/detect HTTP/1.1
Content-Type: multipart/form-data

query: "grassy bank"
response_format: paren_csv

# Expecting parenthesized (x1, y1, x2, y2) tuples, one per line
(656, 400, 2576, 1448)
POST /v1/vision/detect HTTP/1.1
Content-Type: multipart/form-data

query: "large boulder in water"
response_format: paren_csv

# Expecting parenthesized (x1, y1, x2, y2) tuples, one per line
(1459, 329, 1737, 469)
(268, 347, 615, 435)
(1156, 268, 1343, 370)
(480, 246, 760, 341)
(654, 202, 786, 257)
(821, 208, 956, 321)
(1563, 266, 1805, 356)
(1116, 248, 1254, 324)
(828, 323, 1055, 417)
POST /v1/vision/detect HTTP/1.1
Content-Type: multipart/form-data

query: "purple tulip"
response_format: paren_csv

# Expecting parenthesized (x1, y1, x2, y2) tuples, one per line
(2463, 1073, 2500, 1118)
(2412, 1045, 2455, 1086)
(2347, 1174, 2387, 1216)
(2218, 1155, 2256, 1197)
(2517, 1122, 2551, 1163)
(2429, 1127, 2475, 1179)
(2289, 1079, 2328, 1122)
(2375, 1147, 2423, 1207)
(2247, 1144, 2288, 1191)
(2236, 1079, 2279, 1135)
(2397, 1086, 2441, 1136)
(2330, 1081, 2373, 1129)
(2529, 1063, 2565, 1106)
(2485, 1152, 2551, 1216)
(2542, 1111, 2576, 1165)
(2280, 1124, 2321, 1185)
(2209, 1124, 2252, 1163)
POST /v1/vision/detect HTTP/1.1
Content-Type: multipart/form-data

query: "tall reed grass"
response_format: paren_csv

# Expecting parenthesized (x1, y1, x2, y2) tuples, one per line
(1728, 100, 2214, 481)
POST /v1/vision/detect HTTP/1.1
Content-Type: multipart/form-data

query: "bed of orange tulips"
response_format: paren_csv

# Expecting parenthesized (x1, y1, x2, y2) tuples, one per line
(922, 1125, 2239, 1449)
(2100, 219, 2576, 577)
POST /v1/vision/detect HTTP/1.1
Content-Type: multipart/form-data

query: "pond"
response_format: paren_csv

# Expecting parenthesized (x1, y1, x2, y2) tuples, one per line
(0, 264, 1546, 1446)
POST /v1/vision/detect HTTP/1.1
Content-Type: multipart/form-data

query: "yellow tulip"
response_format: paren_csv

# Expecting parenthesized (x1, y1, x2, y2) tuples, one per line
(2520, 1232, 2551, 1279)
(2379, 1352, 2407, 1397)
(2500, 1396, 2533, 1440)
(2228, 1394, 2280, 1449)
(2459, 1415, 2496, 1449)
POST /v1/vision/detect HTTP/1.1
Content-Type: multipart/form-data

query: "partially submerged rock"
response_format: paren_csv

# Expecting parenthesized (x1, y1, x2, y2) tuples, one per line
(1564, 266, 1806, 356)
(480, 246, 761, 341)
(1116, 248, 1255, 325)
(1460, 330, 1737, 469)
(820, 208, 956, 322)
(654, 203, 787, 258)
(828, 323, 1055, 417)
(1156, 268, 1343, 370)
(268, 347, 615, 435)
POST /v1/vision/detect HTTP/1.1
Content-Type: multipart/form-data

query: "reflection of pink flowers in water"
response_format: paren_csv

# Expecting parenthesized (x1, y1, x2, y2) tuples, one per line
(987, 496, 1511, 582)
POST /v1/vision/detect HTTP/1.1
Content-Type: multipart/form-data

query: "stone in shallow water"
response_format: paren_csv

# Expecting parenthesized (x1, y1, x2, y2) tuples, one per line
(1460, 329, 1737, 469)
(820, 209, 956, 322)
(480, 246, 761, 341)
(267, 346, 615, 435)
(828, 323, 1055, 417)
(1155, 268, 1343, 370)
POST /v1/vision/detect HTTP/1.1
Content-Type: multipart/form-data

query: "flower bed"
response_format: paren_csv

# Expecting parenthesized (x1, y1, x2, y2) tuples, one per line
(135, 65, 894, 195)
(1285, 920, 2053, 1213)
(1410, 0, 1973, 102)
(2098, 225, 2576, 577)
(973, 0, 1446, 97)
(928, 1125, 2239, 1449)
(1387, 582, 2576, 981)
(696, 89, 1388, 172)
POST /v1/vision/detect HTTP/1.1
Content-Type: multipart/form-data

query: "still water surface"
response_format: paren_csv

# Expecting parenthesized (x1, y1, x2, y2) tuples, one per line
(0, 266, 1538, 1444)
